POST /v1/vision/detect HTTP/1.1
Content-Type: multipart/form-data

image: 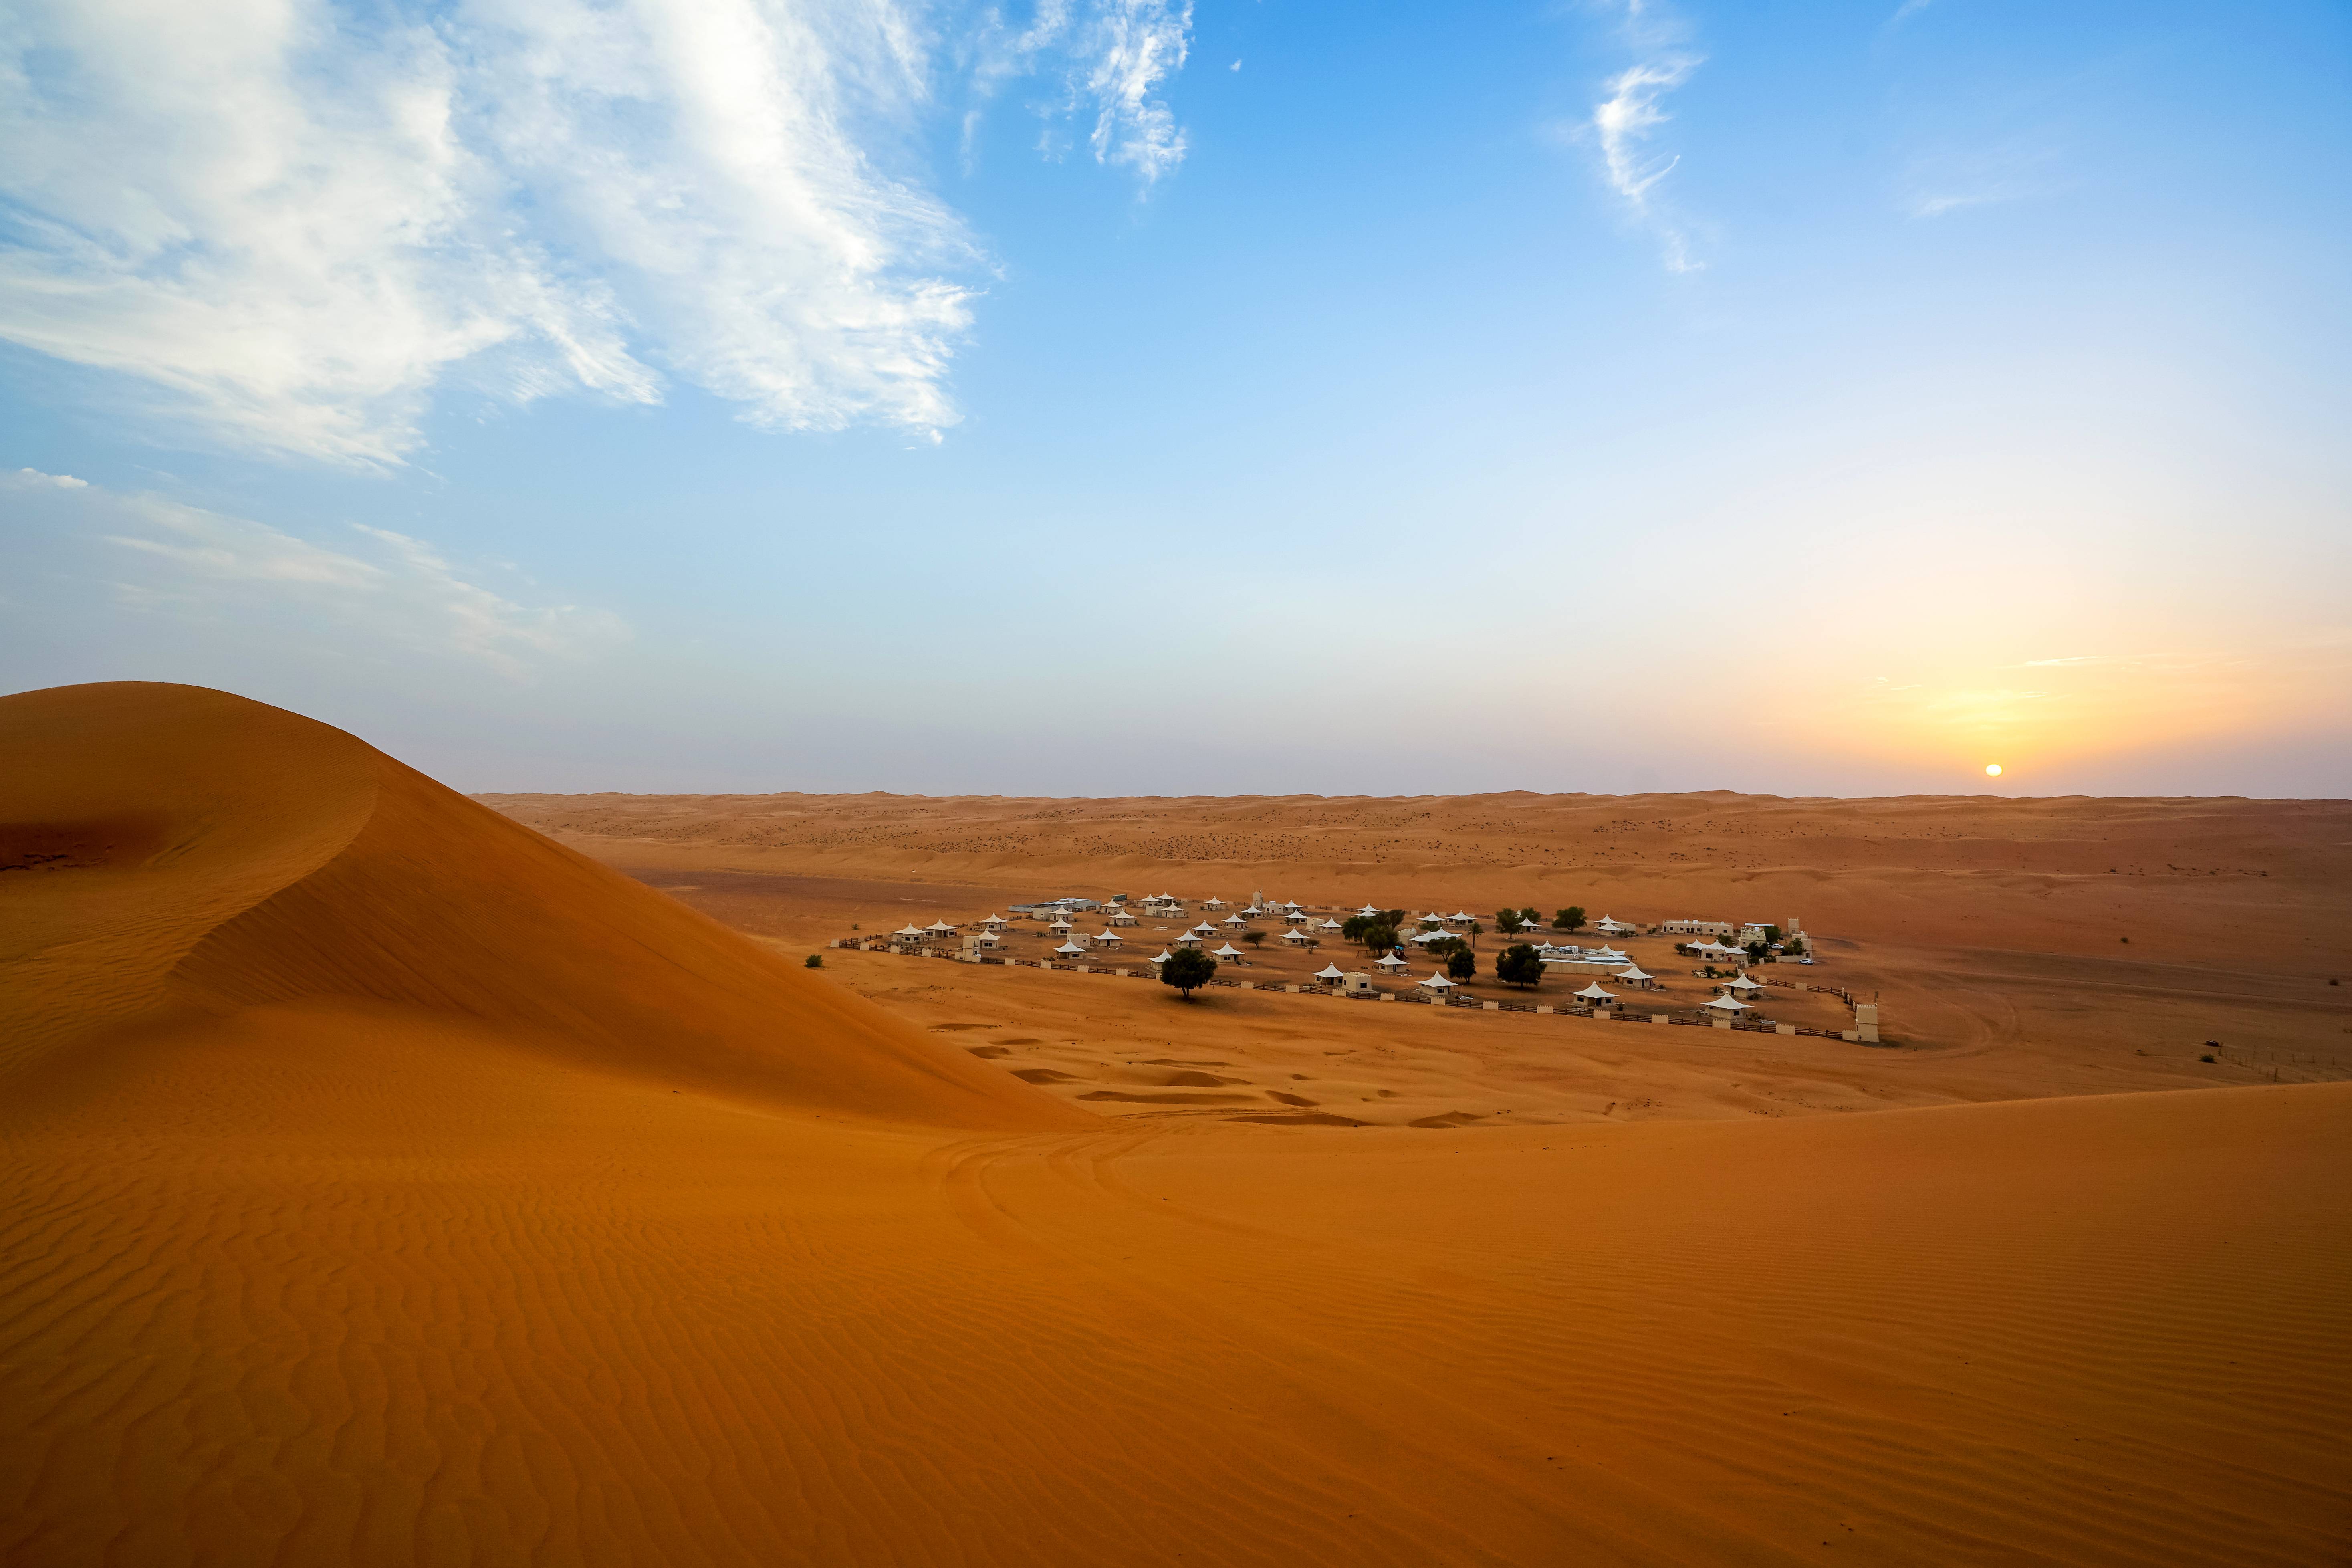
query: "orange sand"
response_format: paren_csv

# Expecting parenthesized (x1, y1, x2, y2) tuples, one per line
(4, 683, 2348, 1565)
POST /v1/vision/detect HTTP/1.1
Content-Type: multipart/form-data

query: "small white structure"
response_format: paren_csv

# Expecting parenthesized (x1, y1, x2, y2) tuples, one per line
(1172, 930, 1203, 946)
(1688, 939, 1744, 960)
(1104, 908, 1137, 927)
(1202, 896, 1227, 911)
(1053, 939, 1089, 960)
(1314, 963, 1347, 985)
(893, 923, 927, 942)
(979, 914, 1009, 932)
(1374, 952, 1410, 972)
(1213, 943, 1245, 963)
(1572, 981, 1616, 1006)
(1357, 904, 1383, 918)
(1613, 963, 1657, 989)
(962, 931, 1000, 957)
(1048, 917, 1074, 935)
(1449, 910, 1477, 924)
(1222, 913, 1248, 930)
(1149, 949, 1175, 965)
(1594, 916, 1637, 936)
(1283, 908, 1309, 924)
(1280, 927, 1314, 946)
(1418, 971, 1457, 993)
(1190, 922, 1218, 937)
(1700, 993, 1752, 1015)
(1719, 972, 1765, 995)
(1410, 928, 1463, 946)
(1341, 971, 1377, 995)
(924, 918, 958, 936)
(1241, 904, 1265, 918)
(1094, 928, 1123, 947)
(1320, 918, 1343, 933)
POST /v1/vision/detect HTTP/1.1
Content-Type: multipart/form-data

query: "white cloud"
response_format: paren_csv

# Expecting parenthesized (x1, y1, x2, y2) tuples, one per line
(17, 466, 87, 487)
(0, 0, 1195, 468)
(2, 467, 625, 676)
(966, 0, 1193, 186)
(1582, 6, 1703, 273)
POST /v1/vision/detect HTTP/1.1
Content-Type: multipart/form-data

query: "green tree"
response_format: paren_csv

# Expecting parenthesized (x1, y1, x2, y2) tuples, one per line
(1341, 914, 1371, 942)
(1427, 936, 1468, 961)
(1557, 906, 1587, 933)
(1446, 947, 1477, 980)
(1361, 922, 1399, 954)
(1521, 906, 1543, 930)
(1496, 909, 1525, 934)
(1383, 909, 1407, 927)
(1242, 929, 1266, 947)
(1161, 947, 1218, 999)
(1495, 943, 1544, 988)
(1764, 924, 1783, 946)
(1745, 940, 1769, 963)
(805, 953, 824, 969)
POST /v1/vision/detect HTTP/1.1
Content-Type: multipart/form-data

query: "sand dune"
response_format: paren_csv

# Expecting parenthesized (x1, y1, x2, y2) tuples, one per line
(5, 685, 2348, 1564)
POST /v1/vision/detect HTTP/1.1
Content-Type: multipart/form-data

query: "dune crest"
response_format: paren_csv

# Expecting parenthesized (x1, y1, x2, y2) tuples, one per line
(0, 682, 1078, 1131)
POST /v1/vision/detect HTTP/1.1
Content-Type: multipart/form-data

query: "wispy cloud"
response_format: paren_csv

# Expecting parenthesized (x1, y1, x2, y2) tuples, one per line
(0, 0, 1196, 469)
(1580, 4, 1704, 273)
(968, 0, 1194, 186)
(4, 467, 625, 677)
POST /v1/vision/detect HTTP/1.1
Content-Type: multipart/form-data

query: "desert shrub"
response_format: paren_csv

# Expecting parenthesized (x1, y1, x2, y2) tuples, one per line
(805, 954, 824, 969)
(1243, 930, 1265, 947)
(1161, 947, 1218, 999)
(1557, 906, 1586, 932)
(1495, 943, 1544, 989)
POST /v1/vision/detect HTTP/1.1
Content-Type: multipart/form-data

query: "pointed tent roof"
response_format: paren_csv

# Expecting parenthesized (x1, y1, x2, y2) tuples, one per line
(1573, 981, 1616, 1001)
(1375, 952, 1410, 969)
(1320, 918, 1343, 930)
(1701, 992, 1752, 1012)
(1214, 943, 1243, 958)
(1358, 904, 1382, 917)
(1723, 972, 1765, 992)
(1054, 939, 1087, 955)
(1173, 930, 1202, 944)
(1281, 927, 1312, 943)
(1614, 964, 1654, 982)
(1418, 971, 1456, 990)
(1191, 922, 1217, 934)
(894, 923, 926, 937)
(1150, 950, 1174, 963)
(1450, 910, 1476, 922)
(1095, 929, 1122, 941)
(925, 919, 957, 933)
(1314, 963, 1347, 981)
(980, 912, 1007, 924)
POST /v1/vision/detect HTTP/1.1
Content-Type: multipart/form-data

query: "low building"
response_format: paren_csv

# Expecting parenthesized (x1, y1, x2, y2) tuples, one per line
(962, 932, 1000, 957)
(1213, 943, 1245, 963)
(1374, 952, 1410, 972)
(1313, 963, 1347, 985)
(1658, 918, 1736, 938)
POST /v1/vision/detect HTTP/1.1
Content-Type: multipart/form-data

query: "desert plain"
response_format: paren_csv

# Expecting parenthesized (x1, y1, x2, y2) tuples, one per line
(5, 681, 2350, 1566)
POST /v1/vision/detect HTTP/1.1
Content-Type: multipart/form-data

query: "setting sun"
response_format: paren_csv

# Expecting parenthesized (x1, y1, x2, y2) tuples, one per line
(1986, 763, 2004, 777)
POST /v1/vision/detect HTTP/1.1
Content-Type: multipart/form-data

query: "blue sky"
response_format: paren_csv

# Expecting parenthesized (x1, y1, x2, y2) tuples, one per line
(4, 0, 2348, 796)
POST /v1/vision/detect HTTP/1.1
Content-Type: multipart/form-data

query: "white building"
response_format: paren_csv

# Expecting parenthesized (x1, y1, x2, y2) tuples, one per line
(1593, 916, 1636, 936)
(1213, 943, 1245, 963)
(1281, 927, 1314, 946)
(1418, 971, 1457, 993)
(1374, 952, 1410, 972)
(979, 914, 1009, 932)
(1613, 964, 1657, 989)
(1094, 929, 1123, 947)
(1572, 981, 1617, 1005)
(1700, 992, 1752, 1016)
(1658, 918, 1736, 938)
(1053, 939, 1088, 961)
(1104, 908, 1137, 927)
(1202, 896, 1227, 911)
(1314, 963, 1347, 985)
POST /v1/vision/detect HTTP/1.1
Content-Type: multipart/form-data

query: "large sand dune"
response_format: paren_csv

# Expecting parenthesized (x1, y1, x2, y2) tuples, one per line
(5, 685, 2348, 1564)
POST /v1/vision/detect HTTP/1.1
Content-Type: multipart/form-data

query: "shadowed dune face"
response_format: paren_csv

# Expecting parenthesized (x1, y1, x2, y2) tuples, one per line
(0, 682, 1081, 1131)
(3, 683, 2347, 1566)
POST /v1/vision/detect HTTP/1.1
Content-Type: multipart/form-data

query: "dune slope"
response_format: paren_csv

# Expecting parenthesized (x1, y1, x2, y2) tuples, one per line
(3, 683, 2345, 1565)
(0, 682, 1077, 1130)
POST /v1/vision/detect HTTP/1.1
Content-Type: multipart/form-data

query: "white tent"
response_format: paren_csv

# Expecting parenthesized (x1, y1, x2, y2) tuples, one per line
(1191, 922, 1217, 936)
(1595, 916, 1636, 935)
(1283, 909, 1309, 924)
(1048, 918, 1073, 933)
(894, 924, 926, 940)
(1150, 950, 1174, 965)
(1357, 904, 1383, 918)
(1450, 910, 1477, 923)
(1105, 908, 1137, 926)
(1701, 993, 1752, 1013)
(1374, 952, 1410, 971)
(1320, 918, 1343, 931)
(1202, 896, 1227, 910)
(1573, 981, 1616, 1003)
(1721, 972, 1765, 994)
(1590, 946, 1628, 963)
(1053, 940, 1087, 958)
(1173, 931, 1203, 946)
(1411, 928, 1462, 946)
(1094, 929, 1123, 945)
(1281, 928, 1313, 945)
(1222, 913, 1248, 928)
(1614, 964, 1655, 986)
(1213, 943, 1244, 961)
(925, 919, 957, 934)
(979, 914, 1009, 930)
(1418, 971, 1456, 991)
(1314, 963, 1347, 982)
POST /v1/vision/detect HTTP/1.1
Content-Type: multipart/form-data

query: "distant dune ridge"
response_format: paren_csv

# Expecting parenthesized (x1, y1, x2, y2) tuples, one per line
(3, 682, 2348, 1566)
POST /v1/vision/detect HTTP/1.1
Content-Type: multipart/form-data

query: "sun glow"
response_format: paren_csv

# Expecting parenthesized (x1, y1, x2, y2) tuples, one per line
(1985, 763, 2003, 777)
